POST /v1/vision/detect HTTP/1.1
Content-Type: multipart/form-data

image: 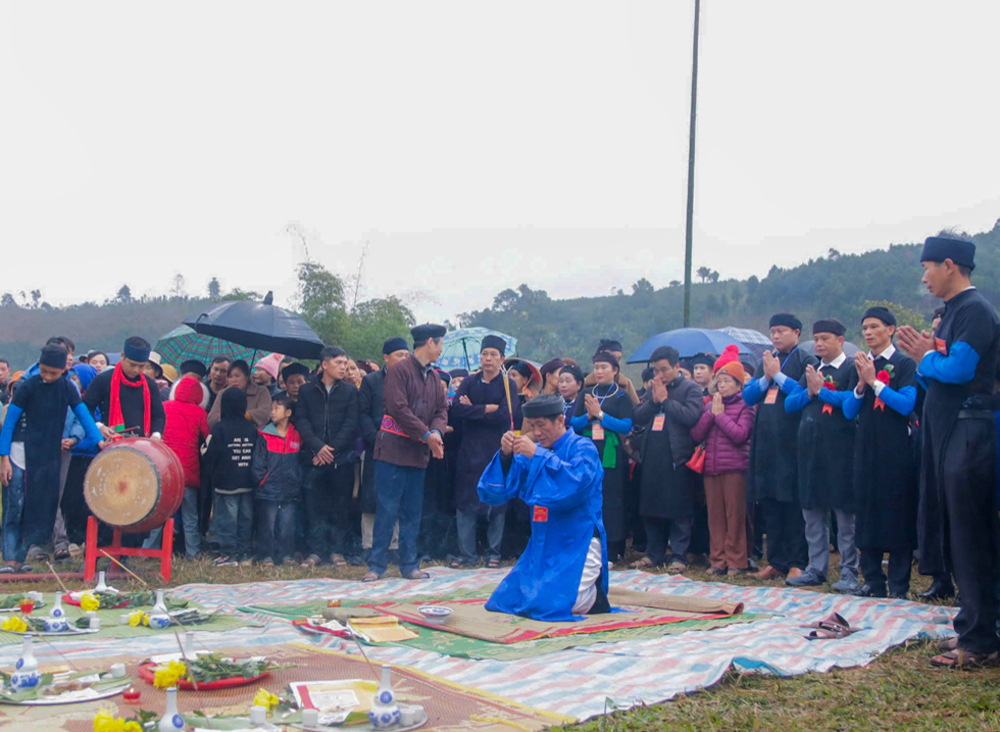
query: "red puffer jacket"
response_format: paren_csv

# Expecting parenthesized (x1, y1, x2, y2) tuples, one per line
(689, 393, 755, 476)
(163, 377, 210, 487)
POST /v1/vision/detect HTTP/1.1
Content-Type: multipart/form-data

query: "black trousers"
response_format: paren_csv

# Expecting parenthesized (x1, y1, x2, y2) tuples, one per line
(761, 497, 807, 574)
(302, 463, 355, 560)
(934, 418, 1000, 654)
(859, 548, 912, 596)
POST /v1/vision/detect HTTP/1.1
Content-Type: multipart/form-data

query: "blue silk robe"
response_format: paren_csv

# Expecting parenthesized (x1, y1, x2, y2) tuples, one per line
(478, 428, 607, 621)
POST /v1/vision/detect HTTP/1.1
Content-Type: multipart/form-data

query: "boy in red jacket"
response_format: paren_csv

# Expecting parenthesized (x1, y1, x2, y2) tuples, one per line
(163, 377, 210, 558)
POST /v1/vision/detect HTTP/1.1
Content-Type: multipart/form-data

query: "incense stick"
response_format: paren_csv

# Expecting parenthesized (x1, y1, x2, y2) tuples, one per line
(99, 550, 150, 588)
(501, 366, 515, 431)
(44, 562, 71, 596)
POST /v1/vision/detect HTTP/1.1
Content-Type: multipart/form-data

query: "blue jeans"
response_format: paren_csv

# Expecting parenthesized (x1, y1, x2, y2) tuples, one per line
(456, 507, 506, 563)
(181, 486, 201, 558)
(2, 463, 26, 563)
(211, 492, 254, 557)
(255, 500, 298, 562)
(369, 461, 425, 577)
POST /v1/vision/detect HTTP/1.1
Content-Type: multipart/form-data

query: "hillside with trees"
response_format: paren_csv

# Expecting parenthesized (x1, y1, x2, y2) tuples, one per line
(458, 219, 1000, 363)
(0, 263, 413, 369)
(2, 220, 998, 369)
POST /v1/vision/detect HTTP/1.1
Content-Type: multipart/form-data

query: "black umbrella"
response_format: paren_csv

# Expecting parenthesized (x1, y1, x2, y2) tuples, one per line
(183, 292, 325, 360)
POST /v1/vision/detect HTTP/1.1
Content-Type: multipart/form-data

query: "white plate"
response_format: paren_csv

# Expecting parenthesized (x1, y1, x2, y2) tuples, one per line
(0, 679, 129, 706)
(290, 708, 428, 731)
(8, 626, 100, 638)
(0, 601, 47, 613)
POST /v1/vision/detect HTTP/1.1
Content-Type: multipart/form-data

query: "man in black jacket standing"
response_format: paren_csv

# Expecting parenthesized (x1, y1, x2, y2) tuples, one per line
(630, 346, 705, 572)
(357, 337, 410, 560)
(293, 346, 360, 568)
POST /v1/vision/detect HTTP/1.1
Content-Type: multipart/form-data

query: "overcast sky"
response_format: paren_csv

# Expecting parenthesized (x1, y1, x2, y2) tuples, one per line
(2, 1, 999, 323)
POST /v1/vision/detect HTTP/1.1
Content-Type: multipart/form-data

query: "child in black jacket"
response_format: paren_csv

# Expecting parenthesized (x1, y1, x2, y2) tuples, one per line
(251, 394, 303, 566)
(202, 387, 258, 567)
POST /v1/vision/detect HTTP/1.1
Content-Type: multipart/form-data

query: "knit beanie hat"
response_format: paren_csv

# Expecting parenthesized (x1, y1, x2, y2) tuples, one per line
(713, 345, 745, 385)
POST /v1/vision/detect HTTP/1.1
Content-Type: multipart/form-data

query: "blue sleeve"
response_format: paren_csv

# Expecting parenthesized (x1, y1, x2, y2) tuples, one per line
(783, 383, 811, 414)
(0, 404, 23, 455)
(478, 451, 529, 505)
(601, 414, 632, 434)
(65, 409, 85, 443)
(569, 414, 589, 431)
(915, 372, 928, 390)
(879, 384, 917, 417)
(842, 391, 862, 420)
(72, 403, 104, 445)
(817, 388, 852, 408)
(521, 444, 603, 512)
(918, 341, 980, 385)
(743, 376, 769, 406)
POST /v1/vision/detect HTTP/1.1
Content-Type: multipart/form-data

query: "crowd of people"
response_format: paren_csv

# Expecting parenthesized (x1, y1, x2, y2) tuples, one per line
(0, 232, 997, 667)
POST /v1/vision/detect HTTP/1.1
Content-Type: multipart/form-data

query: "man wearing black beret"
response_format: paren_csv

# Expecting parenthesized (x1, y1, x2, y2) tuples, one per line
(898, 231, 1000, 667)
(365, 325, 449, 582)
(743, 313, 818, 581)
(783, 319, 858, 591)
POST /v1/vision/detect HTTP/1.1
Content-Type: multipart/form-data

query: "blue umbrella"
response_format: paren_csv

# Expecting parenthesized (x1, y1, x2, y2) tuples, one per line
(438, 327, 517, 371)
(183, 292, 325, 360)
(627, 328, 746, 364)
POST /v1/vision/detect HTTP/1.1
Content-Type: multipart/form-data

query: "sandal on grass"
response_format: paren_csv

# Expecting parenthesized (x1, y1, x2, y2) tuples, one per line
(406, 569, 431, 580)
(938, 637, 959, 652)
(53, 550, 71, 561)
(330, 553, 348, 568)
(630, 556, 655, 570)
(930, 648, 999, 669)
(0, 565, 14, 574)
(361, 571, 382, 583)
(300, 554, 321, 569)
(485, 558, 501, 569)
(260, 557, 275, 568)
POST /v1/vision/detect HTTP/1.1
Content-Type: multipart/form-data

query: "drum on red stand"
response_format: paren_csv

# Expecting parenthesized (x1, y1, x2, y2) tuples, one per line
(83, 437, 185, 533)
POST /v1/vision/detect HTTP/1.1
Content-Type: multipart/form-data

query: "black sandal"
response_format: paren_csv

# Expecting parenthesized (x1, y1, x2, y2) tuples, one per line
(0, 565, 15, 574)
(485, 557, 502, 569)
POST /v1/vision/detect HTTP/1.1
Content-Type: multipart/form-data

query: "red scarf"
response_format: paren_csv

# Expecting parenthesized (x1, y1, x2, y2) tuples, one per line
(109, 363, 151, 436)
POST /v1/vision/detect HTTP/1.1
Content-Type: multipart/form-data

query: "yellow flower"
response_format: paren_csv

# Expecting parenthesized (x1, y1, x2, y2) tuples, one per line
(1, 615, 27, 632)
(123, 722, 142, 732)
(93, 711, 125, 732)
(153, 659, 187, 689)
(252, 687, 280, 710)
(127, 611, 147, 628)
(80, 592, 101, 612)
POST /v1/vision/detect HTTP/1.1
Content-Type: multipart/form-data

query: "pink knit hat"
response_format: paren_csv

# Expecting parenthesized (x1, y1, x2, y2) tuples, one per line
(253, 352, 284, 381)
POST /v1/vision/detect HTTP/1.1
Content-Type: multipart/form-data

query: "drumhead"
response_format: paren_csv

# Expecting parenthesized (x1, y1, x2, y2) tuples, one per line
(84, 445, 160, 528)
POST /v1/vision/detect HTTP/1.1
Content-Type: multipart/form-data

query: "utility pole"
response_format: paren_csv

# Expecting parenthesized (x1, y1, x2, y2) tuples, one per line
(682, 0, 701, 327)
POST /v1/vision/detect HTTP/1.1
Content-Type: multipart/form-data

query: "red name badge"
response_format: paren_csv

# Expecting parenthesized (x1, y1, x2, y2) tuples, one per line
(652, 414, 666, 432)
(935, 337, 948, 355)
(532, 506, 548, 523)
(764, 387, 779, 405)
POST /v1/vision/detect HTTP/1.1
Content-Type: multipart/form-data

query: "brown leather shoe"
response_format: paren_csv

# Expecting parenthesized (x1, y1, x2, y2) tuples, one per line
(786, 567, 804, 580)
(753, 565, 783, 580)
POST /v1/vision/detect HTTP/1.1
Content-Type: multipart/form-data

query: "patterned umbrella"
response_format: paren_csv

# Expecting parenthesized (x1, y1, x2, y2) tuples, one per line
(155, 325, 270, 367)
(437, 327, 517, 371)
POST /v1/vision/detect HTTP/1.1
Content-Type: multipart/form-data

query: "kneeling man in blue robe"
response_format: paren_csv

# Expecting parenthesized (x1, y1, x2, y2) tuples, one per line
(478, 393, 610, 621)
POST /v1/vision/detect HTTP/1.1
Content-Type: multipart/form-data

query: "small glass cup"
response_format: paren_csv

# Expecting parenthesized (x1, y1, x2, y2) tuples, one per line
(18, 599, 35, 615)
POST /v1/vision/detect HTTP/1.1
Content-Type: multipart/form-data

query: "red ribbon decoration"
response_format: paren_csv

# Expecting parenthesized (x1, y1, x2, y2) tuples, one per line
(873, 369, 891, 412)
(821, 381, 835, 415)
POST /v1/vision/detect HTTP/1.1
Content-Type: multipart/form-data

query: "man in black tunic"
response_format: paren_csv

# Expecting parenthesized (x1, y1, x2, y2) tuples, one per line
(743, 313, 818, 580)
(898, 232, 1000, 667)
(84, 337, 166, 440)
(450, 335, 521, 567)
(783, 319, 858, 590)
(843, 308, 919, 598)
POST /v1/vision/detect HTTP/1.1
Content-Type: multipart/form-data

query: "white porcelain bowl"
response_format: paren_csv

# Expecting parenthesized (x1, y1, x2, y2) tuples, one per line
(417, 606, 453, 625)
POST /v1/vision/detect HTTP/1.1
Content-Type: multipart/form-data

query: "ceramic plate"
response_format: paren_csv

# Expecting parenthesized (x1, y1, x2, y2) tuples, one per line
(0, 679, 129, 706)
(8, 626, 99, 638)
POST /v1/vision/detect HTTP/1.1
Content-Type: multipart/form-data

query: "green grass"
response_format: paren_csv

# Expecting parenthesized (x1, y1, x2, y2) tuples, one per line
(3, 551, 995, 731)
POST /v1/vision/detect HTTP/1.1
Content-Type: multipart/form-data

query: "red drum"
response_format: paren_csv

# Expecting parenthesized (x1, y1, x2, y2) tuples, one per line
(83, 437, 186, 533)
